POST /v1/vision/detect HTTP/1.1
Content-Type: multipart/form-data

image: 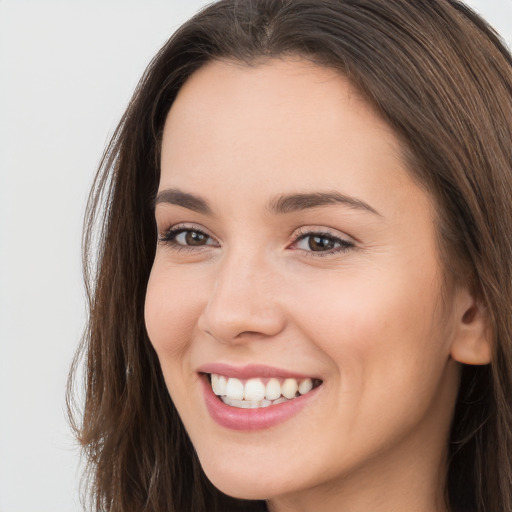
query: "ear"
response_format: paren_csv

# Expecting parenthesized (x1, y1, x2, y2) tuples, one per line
(450, 287, 492, 365)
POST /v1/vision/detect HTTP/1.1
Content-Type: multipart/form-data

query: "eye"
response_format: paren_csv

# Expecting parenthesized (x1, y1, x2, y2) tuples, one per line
(291, 230, 354, 255)
(159, 225, 218, 249)
(174, 230, 211, 246)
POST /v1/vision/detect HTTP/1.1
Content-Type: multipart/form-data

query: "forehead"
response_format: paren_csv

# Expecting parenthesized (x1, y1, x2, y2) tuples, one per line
(160, 58, 428, 221)
(163, 58, 400, 163)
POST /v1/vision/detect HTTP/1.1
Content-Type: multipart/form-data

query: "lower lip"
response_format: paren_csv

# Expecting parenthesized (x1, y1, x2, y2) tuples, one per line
(200, 375, 321, 431)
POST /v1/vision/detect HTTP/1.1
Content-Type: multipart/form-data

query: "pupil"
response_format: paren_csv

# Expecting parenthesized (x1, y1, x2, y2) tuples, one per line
(309, 235, 334, 251)
(185, 231, 207, 246)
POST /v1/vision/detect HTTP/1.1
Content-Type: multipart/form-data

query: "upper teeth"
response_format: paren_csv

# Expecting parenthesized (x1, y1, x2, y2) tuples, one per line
(210, 374, 315, 403)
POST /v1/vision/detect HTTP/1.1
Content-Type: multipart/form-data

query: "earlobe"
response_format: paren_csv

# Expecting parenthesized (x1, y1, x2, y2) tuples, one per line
(450, 296, 492, 366)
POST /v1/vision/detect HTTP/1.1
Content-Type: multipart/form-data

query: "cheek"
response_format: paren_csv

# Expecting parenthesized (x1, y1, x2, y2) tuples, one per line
(288, 263, 449, 397)
(285, 275, 455, 464)
(144, 261, 204, 360)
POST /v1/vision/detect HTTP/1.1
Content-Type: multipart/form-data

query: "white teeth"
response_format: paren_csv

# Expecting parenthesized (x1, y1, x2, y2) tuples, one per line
(211, 373, 219, 394)
(221, 396, 290, 408)
(210, 373, 319, 408)
(265, 378, 282, 401)
(244, 378, 266, 401)
(223, 397, 262, 409)
(298, 378, 313, 395)
(226, 378, 244, 400)
(211, 374, 227, 395)
(282, 378, 298, 399)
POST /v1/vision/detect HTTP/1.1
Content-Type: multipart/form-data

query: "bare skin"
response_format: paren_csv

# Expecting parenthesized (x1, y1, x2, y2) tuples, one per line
(145, 58, 491, 512)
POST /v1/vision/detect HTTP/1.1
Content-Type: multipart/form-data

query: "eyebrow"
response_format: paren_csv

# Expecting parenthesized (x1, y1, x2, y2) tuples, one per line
(268, 191, 381, 216)
(154, 188, 381, 217)
(154, 188, 212, 215)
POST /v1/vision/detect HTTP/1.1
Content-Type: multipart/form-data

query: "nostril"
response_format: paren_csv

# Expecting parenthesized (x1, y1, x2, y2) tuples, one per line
(234, 330, 266, 338)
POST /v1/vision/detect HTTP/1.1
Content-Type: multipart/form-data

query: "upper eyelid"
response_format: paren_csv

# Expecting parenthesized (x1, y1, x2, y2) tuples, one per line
(291, 226, 355, 244)
(158, 222, 215, 237)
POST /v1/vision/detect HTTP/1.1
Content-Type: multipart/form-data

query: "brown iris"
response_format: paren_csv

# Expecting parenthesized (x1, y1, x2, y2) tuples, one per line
(185, 231, 209, 246)
(308, 234, 337, 251)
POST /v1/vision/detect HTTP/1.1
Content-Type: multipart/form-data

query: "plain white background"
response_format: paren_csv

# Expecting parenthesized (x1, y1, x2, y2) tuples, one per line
(0, 1, 511, 511)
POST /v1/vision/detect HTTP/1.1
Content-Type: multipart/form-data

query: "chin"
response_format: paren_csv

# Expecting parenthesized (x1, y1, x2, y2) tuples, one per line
(199, 454, 292, 501)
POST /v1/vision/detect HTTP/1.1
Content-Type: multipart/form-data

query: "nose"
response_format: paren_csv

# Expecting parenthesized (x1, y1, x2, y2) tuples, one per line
(197, 250, 287, 344)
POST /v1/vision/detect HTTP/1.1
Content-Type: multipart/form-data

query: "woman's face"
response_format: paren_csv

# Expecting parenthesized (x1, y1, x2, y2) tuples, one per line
(145, 58, 468, 508)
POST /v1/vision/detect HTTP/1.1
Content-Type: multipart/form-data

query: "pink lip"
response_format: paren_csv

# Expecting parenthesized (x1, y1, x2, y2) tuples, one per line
(197, 362, 318, 380)
(199, 372, 322, 431)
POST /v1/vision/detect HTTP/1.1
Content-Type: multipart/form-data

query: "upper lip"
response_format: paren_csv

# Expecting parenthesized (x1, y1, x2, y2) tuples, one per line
(197, 363, 320, 380)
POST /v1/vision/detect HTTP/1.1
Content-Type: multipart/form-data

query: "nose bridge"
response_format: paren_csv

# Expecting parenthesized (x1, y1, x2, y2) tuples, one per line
(198, 243, 285, 342)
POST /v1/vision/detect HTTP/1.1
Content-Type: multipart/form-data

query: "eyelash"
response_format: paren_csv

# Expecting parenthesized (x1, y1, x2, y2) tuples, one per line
(291, 228, 355, 257)
(158, 224, 217, 252)
(158, 224, 355, 257)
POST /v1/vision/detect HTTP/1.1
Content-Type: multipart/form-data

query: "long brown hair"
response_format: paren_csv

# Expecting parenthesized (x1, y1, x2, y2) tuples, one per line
(68, 1, 512, 511)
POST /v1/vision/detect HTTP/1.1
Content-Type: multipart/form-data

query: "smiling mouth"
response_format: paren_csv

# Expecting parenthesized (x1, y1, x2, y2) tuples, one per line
(207, 373, 323, 409)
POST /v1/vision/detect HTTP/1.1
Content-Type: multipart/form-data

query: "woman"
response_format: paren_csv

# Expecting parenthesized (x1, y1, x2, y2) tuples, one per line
(68, 1, 512, 511)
